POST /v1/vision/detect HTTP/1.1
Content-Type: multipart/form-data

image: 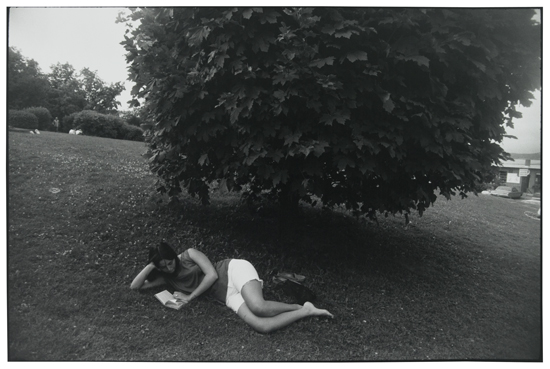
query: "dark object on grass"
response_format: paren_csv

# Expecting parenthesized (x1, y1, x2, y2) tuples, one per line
(272, 271, 315, 305)
(276, 272, 306, 283)
(279, 279, 317, 305)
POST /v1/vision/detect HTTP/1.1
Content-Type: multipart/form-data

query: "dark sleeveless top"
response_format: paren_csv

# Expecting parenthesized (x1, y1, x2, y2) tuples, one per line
(164, 249, 231, 303)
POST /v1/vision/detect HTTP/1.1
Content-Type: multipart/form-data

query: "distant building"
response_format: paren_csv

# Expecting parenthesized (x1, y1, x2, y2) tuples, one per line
(497, 159, 541, 194)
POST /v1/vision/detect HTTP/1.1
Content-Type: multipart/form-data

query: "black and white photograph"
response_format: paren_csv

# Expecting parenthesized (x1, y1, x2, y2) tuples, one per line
(5, 1, 543, 363)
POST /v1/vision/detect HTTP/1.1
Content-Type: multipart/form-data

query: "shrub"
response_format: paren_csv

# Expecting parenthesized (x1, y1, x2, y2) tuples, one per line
(125, 114, 142, 127)
(23, 106, 52, 131)
(74, 110, 123, 139)
(490, 177, 503, 190)
(9, 110, 38, 130)
(105, 114, 128, 139)
(119, 110, 146, 127)
(474, 182, 491, 192)
(120, 124, 144, 141)
(73, 110, 142, 141)
(61, 112, 80, 133)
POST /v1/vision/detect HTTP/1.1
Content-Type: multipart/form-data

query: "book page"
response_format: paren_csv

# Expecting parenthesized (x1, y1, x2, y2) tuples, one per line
(155, 290, 175, 305)
(155, 290, 186, 310)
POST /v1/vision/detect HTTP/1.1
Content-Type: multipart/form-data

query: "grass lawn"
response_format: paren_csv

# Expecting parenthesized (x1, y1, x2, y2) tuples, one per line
(7, 129, 542, 361)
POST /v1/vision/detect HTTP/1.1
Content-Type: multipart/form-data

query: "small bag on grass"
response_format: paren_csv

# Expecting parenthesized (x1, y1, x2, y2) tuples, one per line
(279, 279, 317, 305)
(273, 272, 316, 305)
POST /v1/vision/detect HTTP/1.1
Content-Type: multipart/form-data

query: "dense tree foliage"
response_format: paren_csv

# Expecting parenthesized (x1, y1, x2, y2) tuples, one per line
(46, 63, 125, 119)
(119, 106, 154, 127)
(122, 8, 540, 219)
(8, 48, 50, 110)
(46, 62, 88, 119)
(80, 68, 125, 114)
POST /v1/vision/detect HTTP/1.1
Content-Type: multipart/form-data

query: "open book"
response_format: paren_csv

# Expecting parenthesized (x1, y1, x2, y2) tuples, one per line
(154, 290, 187, 310)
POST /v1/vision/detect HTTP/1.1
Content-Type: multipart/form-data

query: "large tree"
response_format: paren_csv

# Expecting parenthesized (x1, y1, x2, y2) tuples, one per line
(122, 8, 540, 219)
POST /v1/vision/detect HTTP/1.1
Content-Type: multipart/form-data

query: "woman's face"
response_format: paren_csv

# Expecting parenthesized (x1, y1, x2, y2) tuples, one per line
(157, 258, 176, 273)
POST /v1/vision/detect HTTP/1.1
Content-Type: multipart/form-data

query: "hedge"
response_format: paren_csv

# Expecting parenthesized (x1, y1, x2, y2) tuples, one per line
(73, 110, 144, 141)
(24, 106, 52, 131)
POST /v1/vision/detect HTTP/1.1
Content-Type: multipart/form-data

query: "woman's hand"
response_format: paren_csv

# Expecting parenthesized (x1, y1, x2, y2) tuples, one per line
(174, 292, 193, 304)
(130, 262, 163, 290)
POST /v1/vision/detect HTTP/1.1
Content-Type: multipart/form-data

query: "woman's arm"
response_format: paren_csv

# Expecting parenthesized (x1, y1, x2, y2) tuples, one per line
(130, 262, 165, 290)
(183, 248, 218, 302)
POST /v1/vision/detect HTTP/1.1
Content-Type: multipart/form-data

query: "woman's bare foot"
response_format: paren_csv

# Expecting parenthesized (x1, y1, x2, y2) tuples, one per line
(303, 302, 334, 318)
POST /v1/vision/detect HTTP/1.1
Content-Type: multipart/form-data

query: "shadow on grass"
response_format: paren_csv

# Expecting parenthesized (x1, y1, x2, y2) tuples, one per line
(148, 190, 541, 361)
(161, 191, 461, 280)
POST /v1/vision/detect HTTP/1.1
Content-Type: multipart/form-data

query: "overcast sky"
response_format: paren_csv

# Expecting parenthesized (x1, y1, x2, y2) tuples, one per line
(7, 6, 542, 154)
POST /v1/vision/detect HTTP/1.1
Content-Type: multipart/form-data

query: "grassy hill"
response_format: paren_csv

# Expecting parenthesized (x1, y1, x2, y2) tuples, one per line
(7, 129, 542, 361)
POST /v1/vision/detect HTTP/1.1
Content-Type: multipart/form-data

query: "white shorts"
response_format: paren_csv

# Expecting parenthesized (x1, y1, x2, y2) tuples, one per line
(225, 259, 264, 313)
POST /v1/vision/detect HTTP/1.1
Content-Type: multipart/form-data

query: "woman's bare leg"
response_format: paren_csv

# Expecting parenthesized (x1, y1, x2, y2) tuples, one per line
(236, 300, 333, 334)
(241, 280, 302, 317)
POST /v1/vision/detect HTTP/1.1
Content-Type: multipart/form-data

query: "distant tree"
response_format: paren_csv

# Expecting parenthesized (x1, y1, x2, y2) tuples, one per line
(122, 8, 541, 221)
(80, 68, 125, 114)
(46, 62, 87, 120)
(48, 62, 82, 92)
(8, 47, 50, 110)
(119, 105, 156, 131)
(46, 63, 125, 120)
(119, 108, 144, 127)
(8, 47, 126, 124)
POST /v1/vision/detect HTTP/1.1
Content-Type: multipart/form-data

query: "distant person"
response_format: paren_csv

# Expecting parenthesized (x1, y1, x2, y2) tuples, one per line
(53, 117, 60, 132)
(131, 242, 333, 334)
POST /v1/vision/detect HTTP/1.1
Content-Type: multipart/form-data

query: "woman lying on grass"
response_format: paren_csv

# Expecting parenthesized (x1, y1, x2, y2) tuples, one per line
(130, 242, 333, 334)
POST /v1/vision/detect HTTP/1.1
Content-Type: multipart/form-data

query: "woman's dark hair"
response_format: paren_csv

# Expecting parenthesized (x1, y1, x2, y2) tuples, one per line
(147, 241, 180, 279)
